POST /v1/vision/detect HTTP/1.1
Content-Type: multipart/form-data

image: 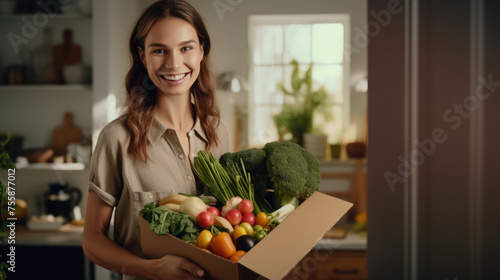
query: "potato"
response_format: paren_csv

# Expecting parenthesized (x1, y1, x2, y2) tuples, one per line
(179, 197, 207, 218)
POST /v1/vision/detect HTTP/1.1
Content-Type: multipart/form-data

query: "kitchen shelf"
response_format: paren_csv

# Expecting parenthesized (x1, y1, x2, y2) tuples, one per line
(0, 84, 91, 92)
(0, 224, 83, 246)
(16, 162, 86, 171)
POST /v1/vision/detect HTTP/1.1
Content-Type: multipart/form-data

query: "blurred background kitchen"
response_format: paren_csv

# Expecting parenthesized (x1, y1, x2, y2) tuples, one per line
(0, 0, 499, 279)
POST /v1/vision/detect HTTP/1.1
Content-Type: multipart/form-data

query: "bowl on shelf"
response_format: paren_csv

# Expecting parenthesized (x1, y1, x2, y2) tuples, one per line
(62, 64, 91, 84)
(0, 0, 17, 15)
(346, 141, 367, 159)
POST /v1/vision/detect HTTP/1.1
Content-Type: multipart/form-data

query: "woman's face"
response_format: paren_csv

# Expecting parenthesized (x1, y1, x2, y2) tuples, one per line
(140, 17, 203, 97)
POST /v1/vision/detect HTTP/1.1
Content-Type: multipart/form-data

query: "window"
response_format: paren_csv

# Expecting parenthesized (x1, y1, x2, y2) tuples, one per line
(248, 14, 350, 146)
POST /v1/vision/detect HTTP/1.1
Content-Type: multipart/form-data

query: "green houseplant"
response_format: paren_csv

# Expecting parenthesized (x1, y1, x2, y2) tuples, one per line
(273, 60, 329, 146)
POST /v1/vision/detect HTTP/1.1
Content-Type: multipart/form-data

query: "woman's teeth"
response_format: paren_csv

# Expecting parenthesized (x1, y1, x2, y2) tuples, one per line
(162, 73, 187, 81)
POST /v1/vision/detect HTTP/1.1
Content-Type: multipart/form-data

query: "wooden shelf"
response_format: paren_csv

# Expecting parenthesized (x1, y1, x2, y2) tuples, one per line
(0, 84, 91, 92)
(16, 162, 86, 171)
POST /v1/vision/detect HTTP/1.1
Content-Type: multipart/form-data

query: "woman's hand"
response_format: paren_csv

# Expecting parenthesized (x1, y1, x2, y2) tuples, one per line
(151, 255, 205, 280)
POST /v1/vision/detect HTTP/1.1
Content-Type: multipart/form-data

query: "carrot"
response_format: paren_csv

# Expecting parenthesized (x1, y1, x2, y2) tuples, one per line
(229, 250, 246, 263)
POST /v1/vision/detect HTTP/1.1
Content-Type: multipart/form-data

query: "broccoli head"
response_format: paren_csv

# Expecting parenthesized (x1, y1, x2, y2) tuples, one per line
(263, 141, 320, 208)
(219, 152, 236, 167)
(218, 148, 274, 213)
(300, 147, 320, 198)
(234, 148, 267, 172)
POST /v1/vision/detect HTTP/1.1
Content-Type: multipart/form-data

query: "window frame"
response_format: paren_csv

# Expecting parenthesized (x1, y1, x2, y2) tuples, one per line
(247, 14, 351, 146)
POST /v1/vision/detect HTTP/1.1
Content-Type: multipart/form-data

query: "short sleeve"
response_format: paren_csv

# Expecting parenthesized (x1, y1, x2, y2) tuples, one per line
(88, 120, 126, 207)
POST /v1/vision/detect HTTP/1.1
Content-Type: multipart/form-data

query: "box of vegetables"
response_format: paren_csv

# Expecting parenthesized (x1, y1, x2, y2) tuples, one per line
(140, 142, 352, 280)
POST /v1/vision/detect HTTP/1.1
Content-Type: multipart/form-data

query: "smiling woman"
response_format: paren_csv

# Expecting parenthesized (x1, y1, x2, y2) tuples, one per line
(81, 1, 230, 280)
(137, 17, 205, 159)
(138, 19, 203, 99)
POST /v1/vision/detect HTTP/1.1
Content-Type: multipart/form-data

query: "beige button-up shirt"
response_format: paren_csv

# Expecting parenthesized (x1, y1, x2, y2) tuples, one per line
(88, 114, 230, 279)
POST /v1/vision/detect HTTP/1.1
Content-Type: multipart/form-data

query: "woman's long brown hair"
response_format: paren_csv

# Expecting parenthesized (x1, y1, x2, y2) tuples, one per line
(125, 0, 220, 162)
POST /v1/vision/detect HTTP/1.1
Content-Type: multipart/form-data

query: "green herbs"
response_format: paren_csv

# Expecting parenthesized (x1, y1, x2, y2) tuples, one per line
(140, 203, 200, 241)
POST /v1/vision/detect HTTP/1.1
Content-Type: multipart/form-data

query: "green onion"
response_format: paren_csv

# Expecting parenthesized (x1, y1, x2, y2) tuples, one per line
(192, 150, 266, 214)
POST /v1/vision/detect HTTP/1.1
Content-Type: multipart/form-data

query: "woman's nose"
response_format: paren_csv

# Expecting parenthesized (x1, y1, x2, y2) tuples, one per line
(165, 52, 181, 69)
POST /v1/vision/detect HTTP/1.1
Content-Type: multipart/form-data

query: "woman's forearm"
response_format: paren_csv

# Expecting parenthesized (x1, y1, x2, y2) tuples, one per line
(82, 229, 158, 278)
(82, 191, 159, 278)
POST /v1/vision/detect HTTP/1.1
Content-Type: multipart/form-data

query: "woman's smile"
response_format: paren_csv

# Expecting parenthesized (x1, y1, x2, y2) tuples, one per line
(160, 72, 190, 85)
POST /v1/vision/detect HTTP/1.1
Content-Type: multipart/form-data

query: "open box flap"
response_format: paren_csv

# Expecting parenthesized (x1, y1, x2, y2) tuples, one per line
(238, 192, 353, 280)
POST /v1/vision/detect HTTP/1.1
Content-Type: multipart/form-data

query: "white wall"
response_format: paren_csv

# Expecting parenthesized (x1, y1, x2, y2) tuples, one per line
(92, 0, 145, 141)
(186, 0, 368, 145)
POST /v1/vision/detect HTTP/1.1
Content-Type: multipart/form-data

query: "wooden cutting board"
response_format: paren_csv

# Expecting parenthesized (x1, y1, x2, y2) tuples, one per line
(52, 112, 82, 156)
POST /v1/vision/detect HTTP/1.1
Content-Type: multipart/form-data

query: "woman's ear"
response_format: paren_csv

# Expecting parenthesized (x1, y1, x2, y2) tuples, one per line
(138, 46, 147, 68)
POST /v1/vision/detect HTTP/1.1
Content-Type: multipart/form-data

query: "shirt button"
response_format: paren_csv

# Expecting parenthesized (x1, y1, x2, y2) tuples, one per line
(188, 131, 194, 136)
(187, 175, 192, 181)
(178, 154, 185, 159)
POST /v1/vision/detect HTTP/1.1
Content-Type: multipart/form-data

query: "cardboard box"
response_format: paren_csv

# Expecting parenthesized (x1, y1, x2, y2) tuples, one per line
(140, 192, 352, 280)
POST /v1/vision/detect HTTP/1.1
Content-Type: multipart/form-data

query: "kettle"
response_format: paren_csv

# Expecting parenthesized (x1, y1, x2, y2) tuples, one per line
(44, 182, 82, 222)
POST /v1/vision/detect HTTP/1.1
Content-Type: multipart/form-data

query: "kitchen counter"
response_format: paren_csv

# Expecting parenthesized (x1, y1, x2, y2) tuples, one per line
(315, 230, 367, 251)
(10, 224, 366, 250)
(9, 224, 84, 247)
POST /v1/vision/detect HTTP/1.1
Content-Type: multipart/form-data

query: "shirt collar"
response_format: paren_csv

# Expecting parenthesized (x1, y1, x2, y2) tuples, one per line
(192, 115, 208, 143)
(148, 115, 168, 145)
(148, 112, 208, 145)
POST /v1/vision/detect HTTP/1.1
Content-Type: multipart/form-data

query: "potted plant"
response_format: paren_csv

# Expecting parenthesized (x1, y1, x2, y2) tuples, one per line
(272, 60, 330, 157)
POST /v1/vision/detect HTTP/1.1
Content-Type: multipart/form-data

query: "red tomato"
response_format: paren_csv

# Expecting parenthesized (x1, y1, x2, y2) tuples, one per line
(207, 206, 220, 217)
(241, 213, 256, 226)
(225, 209, 242, 226)
(196, 211, 214, 228)
(237, 199, 254, 215)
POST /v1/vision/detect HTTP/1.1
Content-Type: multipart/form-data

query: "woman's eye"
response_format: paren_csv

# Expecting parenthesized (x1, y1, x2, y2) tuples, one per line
(153, 49, 165, 54)
(181, 46, 193, 52)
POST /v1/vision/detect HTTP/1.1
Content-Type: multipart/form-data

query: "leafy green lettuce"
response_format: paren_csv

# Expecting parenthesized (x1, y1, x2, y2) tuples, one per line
(140, 203, 200, 242)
